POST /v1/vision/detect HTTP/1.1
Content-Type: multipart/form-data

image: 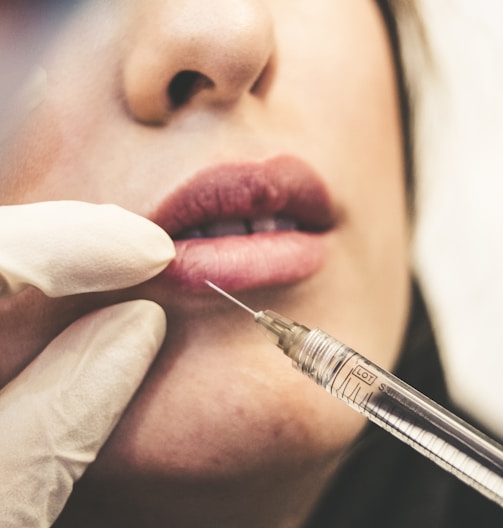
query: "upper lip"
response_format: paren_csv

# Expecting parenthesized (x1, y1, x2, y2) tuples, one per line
(151, 155, 337, 238)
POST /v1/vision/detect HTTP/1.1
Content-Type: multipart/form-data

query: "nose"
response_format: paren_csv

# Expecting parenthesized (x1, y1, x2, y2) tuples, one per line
(123, 0, 275, 124)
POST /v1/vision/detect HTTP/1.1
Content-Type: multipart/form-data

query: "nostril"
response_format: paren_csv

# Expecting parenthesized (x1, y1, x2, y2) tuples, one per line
(250, 53, 276, 98)
(168, 70, 215, 108)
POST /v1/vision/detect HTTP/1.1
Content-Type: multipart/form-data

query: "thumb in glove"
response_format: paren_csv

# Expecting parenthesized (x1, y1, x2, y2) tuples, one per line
(0, 299, 166, 528)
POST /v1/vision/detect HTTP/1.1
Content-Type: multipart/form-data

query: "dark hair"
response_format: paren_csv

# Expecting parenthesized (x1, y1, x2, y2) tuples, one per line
(375, 0, 415, 214)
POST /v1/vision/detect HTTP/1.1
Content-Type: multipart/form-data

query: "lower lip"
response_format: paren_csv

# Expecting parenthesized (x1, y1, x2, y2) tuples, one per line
(161, 230, 330, 292)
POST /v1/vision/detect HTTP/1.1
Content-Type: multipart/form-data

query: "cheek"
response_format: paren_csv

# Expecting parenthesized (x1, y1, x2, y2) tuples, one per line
(0, 104, 63, 204)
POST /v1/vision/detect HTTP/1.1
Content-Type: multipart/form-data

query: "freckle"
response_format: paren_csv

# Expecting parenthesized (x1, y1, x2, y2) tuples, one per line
(271, 423, 284, 440)
(234, 405, 246, 419)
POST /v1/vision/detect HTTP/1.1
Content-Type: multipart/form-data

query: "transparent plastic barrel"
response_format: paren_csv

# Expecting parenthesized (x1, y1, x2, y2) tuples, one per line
(290, 328, 503, 507)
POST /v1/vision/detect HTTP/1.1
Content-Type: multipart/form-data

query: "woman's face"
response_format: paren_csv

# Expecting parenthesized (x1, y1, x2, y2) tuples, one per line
(1, 0, 410, 522)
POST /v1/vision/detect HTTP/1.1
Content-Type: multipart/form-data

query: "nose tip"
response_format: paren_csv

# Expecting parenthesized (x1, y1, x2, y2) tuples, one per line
(123, 1, 275, 124)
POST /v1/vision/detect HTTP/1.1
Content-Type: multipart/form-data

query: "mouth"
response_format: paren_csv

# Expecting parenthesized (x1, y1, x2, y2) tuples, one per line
(151, 155, 338, 292)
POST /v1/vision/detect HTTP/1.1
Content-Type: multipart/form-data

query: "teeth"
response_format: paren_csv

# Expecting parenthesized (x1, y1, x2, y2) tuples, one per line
(203, 219, 248, 238)
(250, 216, 297, 233)
(249, 216, 276, 233)
(177, 215, 298, 239)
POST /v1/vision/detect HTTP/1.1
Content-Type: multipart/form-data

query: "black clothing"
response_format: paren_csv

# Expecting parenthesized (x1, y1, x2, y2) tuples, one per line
(305, 286, 503, 528)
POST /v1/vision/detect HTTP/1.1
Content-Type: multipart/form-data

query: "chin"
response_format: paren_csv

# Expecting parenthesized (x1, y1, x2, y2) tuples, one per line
(58, 339, 366, 526)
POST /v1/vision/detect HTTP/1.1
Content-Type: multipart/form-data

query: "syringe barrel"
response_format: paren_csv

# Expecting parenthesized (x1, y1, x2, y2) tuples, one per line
(287, 328, 503, 507)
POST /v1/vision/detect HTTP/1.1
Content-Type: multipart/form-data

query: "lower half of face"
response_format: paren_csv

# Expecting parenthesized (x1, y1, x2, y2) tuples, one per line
(0, 0, 410, 518)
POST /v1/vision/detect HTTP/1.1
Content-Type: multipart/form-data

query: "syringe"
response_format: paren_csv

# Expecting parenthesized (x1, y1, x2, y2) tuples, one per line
(205, 280, 503, 507)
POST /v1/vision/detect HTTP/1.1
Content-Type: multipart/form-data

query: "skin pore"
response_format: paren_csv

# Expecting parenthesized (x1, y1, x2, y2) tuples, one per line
(0, 1, 410, 526)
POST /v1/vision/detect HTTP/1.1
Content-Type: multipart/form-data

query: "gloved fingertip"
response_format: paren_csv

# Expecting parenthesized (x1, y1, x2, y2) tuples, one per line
(0, 299, 167, 423)
(0, 201, 177, 297)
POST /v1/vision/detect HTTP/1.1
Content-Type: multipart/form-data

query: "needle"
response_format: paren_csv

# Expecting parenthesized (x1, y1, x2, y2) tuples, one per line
(204, 284, 503, 507)
(204, 280, 258, 316)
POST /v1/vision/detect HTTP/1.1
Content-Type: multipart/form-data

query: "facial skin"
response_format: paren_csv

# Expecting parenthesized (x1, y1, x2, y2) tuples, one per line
(0, 1, 410, 526)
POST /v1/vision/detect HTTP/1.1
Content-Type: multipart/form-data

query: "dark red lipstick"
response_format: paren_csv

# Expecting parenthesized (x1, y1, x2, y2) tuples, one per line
(151, 155, 338, 291)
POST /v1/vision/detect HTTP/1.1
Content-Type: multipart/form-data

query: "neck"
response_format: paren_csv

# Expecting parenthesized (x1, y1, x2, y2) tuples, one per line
(54, 457, 340, 528)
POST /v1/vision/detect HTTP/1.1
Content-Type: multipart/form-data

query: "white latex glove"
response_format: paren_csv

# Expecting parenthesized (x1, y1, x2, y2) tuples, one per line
(0, 201, 175, 527)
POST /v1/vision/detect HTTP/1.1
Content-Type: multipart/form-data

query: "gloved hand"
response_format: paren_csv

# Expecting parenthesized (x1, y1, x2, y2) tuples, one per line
(0, 201, 175, 528)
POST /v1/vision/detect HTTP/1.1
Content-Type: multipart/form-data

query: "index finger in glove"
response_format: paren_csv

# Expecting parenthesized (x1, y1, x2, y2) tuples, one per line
(0, 201, 175, 297)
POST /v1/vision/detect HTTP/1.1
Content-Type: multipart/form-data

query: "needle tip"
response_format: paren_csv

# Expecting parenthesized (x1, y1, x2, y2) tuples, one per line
(204, 280, 257, 316)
